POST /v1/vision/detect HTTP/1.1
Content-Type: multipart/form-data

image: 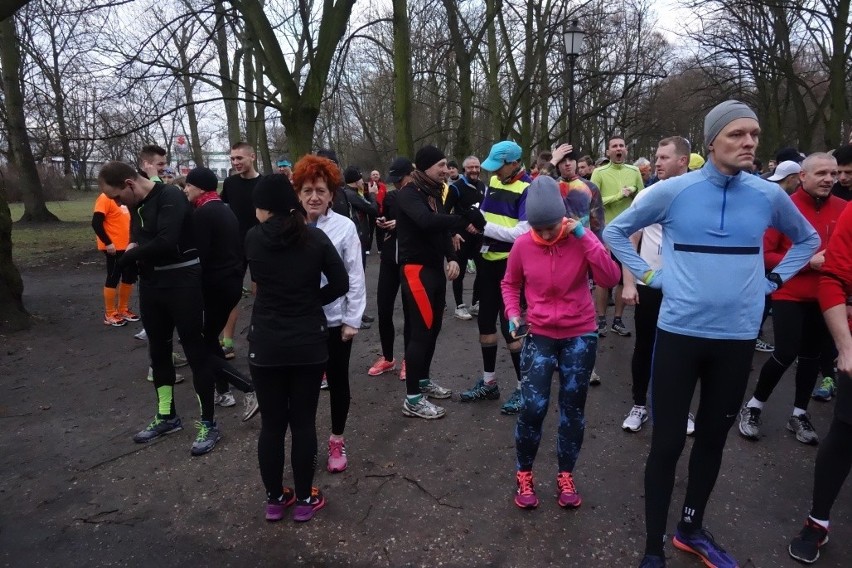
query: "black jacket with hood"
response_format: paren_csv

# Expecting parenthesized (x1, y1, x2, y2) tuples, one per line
(245, 216, 348, 366)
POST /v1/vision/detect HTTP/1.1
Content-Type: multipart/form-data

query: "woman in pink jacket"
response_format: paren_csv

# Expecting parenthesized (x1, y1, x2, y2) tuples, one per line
(502, 175, 620, 510)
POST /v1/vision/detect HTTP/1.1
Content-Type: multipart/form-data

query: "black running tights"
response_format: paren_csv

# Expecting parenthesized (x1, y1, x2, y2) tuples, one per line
(644, 330, 754, 556)
(326, 326, 352, 436)
(400, 263, 445, 396)
(204, 277, 254, 394)
(377, 259, 410, 362)
(811, 372, 852, 520)
(104, 251, 137, 288)
(251, 362, 324, 501)
(140, 284, 215, 421)
(752, 300, 826, 410)
(630, 285, 662, 407)
(451, 236, 482, 307)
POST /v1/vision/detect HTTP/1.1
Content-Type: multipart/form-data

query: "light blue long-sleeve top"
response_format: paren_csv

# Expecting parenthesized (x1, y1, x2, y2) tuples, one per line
(603, 159, 819, 340)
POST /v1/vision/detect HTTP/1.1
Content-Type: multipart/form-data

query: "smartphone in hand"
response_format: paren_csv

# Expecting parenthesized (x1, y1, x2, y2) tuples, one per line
(511, 323, 530, 339)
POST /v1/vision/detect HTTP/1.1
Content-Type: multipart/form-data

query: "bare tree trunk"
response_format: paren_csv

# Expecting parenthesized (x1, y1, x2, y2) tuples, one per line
(824, 0, 850, 149)
(0, 173, 30, 330)
(244, 42, 257, 148)
(177, 29, 205, 167)
(0, 18, 58, 223)
(485, 0, 501, 142)
(256, 54, 272, 172)
(0, 0, 31, 22)
(237, 0, 356, 156)
(392, 0, 413, 157)
(185, 94, 205, 167)
(215, 0, 241, 144)
(44, 22, 73, 178)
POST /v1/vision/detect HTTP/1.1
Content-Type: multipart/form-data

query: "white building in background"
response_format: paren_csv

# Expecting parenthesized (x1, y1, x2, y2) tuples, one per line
(45, 151, 234, 181)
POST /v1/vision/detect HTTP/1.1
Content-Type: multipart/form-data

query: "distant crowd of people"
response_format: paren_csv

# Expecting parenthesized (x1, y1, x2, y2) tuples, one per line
(90, 99, 852, 567)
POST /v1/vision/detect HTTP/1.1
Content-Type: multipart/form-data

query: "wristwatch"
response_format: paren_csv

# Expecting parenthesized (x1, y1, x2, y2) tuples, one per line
(767, 272, 783, 289)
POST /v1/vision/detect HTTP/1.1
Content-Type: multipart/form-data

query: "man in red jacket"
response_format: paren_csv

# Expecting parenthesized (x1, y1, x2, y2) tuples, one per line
(787, 180, 852, 563)
(738, 153, 846, 445)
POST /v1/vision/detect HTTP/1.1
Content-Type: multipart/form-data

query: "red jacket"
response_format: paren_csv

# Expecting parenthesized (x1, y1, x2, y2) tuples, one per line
(764, 188, 846, 302)
(372, 181, 388, 215)
(819, 200, 852, 314)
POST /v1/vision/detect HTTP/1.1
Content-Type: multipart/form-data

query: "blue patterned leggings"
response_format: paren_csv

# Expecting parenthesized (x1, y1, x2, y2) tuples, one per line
(515, 333, 597, 472)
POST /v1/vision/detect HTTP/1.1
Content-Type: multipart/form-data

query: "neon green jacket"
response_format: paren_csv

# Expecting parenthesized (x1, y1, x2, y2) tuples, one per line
(590, 162, 645, 222)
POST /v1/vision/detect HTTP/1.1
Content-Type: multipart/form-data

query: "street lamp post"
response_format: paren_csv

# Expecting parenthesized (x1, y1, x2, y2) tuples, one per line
(564, 19, 585, 145)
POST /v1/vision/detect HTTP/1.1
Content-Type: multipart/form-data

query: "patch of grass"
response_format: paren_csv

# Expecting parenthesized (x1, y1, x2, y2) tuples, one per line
(10, 191, 101, 267)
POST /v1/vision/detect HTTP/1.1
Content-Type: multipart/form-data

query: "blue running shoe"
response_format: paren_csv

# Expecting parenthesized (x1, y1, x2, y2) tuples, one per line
(190, 420, 222, 456)
(133, 415, 183, 443)
(500, 389, 523, 415)
(459, 378, 500, 402)
(812, 376, 836, 402)
(673, 527, 738, 568)
(638, 555, 666, 568)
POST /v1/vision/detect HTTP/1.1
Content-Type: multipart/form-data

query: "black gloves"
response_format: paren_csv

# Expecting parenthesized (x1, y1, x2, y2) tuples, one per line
(462, 207, 486, 231)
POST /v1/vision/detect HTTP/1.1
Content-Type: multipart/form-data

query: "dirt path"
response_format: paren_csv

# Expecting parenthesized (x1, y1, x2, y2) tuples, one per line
(0, 252, 848, 567)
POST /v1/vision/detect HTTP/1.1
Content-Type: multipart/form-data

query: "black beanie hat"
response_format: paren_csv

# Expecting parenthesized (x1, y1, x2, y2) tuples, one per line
(415, 145, 446, 172)
(185, 167, 219, 192)
(344, 166, 362, 184)
(253, 174, 302, 215)
(316, 148, 339, 164)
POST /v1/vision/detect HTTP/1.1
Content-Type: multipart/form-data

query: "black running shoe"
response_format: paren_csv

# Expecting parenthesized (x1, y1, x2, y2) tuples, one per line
(789, 518, 829, 563)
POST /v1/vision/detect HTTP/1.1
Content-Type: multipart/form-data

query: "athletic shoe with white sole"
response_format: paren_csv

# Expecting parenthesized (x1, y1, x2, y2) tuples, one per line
(787, 413, 819, 445)
(454, 305, 473, 320)
(788, 518, 829, 564)
(622, 405, 648, 432)
(419, 379, 452, 399)
(402, 397, 446, 419)
(242, 392, 260, 421)
(738, 405, 761, 440)
(215, 391, 236, 407)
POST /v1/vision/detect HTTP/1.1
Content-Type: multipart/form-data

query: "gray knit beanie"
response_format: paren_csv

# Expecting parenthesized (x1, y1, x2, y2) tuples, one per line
(525, 176, 566, 227)
(704, 100, 758, 146)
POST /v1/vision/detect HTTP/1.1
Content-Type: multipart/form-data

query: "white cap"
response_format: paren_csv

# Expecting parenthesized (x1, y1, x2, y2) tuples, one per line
(768, 160, 802, 182)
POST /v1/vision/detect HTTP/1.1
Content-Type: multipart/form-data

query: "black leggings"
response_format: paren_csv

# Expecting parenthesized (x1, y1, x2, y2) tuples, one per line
(400, 263, 445, 396)
(204, 277, 254, 394)
(104, 251, 137, 288)
(377, 259, 410, 361)
(140, 283, 216, 421)
(752, 300, 826, 410)
(811, 373, 852, 519)
(452, 235, 482, 307)
(251, 362, 324, 501)
(820, 339, 838, 379)
(644, 329, 754, 556)
(476, 257, 513, 343)
(631, 285, 663, 407)
(325, 326, 352, 436)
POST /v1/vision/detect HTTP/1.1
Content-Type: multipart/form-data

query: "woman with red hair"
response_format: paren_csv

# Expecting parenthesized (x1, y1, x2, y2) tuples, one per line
(293, 155, 366, 473)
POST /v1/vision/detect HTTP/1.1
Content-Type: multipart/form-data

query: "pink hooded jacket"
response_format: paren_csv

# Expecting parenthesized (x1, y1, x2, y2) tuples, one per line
(502, 227, 620, 339)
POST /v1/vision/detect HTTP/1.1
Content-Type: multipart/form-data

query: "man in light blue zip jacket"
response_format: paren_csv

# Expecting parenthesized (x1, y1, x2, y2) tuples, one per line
(604, 100, 820, 568)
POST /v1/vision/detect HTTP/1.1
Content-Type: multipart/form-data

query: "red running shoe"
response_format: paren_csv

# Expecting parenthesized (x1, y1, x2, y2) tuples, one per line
(514, 471, 538, 509)
(557, 471, 582, 508)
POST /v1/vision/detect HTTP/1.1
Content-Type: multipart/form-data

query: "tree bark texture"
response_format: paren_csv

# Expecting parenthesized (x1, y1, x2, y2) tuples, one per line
(0, 17, 58, 223)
